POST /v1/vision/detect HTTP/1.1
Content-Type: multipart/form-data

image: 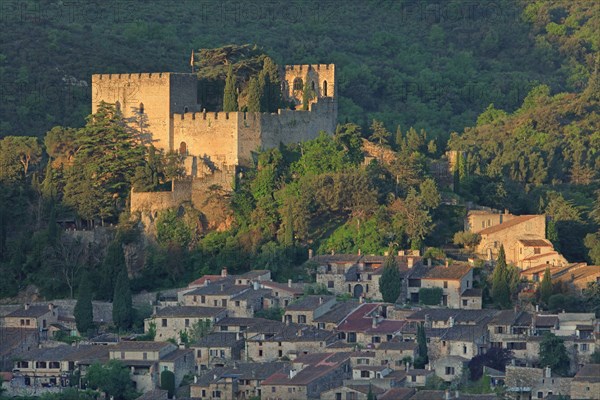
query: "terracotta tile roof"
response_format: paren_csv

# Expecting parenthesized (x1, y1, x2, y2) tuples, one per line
(573, 364, 600, 382)
(337, 303, 384, 332)
(188, 275, 226, 287)
(418, 264, 472, 280)
(261, 281, 305, 295)
(6, 305, 52, 318)
(522, 251, 560, 261)
(153, 306, 225, 318)
(378, 387, 415, 400)
(478, 215, 539, 235)
(314, 301, 360, 324)
(262, 352, 350, 386)
(518, 239, 553, 247)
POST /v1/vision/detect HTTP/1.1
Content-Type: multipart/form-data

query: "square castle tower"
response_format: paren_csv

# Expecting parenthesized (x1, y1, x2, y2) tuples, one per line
(91, 64, 337, 177)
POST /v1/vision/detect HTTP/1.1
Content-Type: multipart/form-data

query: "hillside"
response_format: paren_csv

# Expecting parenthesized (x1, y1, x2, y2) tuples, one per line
(2, 0, 597, 140)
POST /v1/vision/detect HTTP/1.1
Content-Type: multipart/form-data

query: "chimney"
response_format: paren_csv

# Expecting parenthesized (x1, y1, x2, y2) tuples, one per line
(308, 249, 313, 259)
(405, 362, 409, 372)
(444, 390, 451, 400)
(205, 279, 211, 287)
(427, 363, 432, 371)
(319, 296, 323, 305)
(455, 390, 460, 399)
(24, 303, 30, 310)
(372, 316, 378, 329)
(253, 281, 260, 291)
(407, 258, 414, 269)
(427, 258, 432, 267)
(359, 296, 365, 304)
(545, 366, 551, 378)
(48, 303, 54, 311)
(535, 304, 539, 312)
(288, 279, 292, 288)
(289, 369, 297, 379)
(194, 376, 198, 383)
(220, 283, 225, 291)
(449, 316, 455, 327)
(221, 267, 228, 277)
(504, 209, 509, 214)
(445, 260, 449, 268)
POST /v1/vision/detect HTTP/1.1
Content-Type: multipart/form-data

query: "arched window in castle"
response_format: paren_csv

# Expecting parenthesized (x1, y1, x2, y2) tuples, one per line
(115, 101, 121, 112)
(311, 81, 315, 92)
(293, 78, 303, 91)
(139, 103, 144, 114)
(323, 80, 328, 97)
(184, 106, 189, 113)
(179, 142, 187, 156)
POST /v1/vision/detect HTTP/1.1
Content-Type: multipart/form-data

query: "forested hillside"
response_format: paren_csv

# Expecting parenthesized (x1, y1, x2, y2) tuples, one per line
(1, 0, 597, 139)
(0, 0, 599, 304)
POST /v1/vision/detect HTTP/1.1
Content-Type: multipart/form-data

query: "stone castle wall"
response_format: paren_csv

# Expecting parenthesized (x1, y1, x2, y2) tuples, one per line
(130, 179, 193, 214)
(283, 64, 336, 104)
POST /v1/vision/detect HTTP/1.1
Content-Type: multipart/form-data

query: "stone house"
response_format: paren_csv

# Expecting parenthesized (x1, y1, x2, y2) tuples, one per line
(432, 355, 469, 383)
(404, 368, 434, 387)
(488, 310, 532, 361)
(465, 209, 516, 233)
(374, 340, 419, 368)
(352, 364, 393, 380)
(314, 254, 422, 300)
(0, 327, 39, 371)
(311, 300, 361, 331)
(13, 345, 109, 389)
(260, 281, 305, 308)
(212, 317, 283, 338)
(553, 263, 600, 294)
(2, 304, 58, 332)
(190, 332, 244, 371)
(283, 295, 337, 325)
(246, 325, 337, 362)
(321, 384, 387, 400)
(232, 269, 272, 286)
(108, 341, 194, 393)
(190, 362, 288, 400)
(261, 352, 352, 400)
(505, 366, 571, 400)
(406, 264, 478, 309)
(335, 303, 406, 345)
(181, 280, 248, 308)
(144, 306, 227, 341)
(571, 364, 600, 400)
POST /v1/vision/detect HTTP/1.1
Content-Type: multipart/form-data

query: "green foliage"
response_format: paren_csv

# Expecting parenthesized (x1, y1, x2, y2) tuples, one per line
(246, 76, 262, 112)
(74, 272, 94, 336)
(419, 287, 443, 306)
(189, 319, 213, 343)
(367, 384, 376, 400)
(453, 231, 481, 251)
(112, 270, 133, 330)
(301, 75, 316, 111)
(156, 209, 192, 249)
(585, 232, 600, 264)
(547, 294, 584, 313)
(416, 322, 429, 368)
(86, 360, 138, 400)
(0, 136, 42, 182)
(369, 120, 390, 148)
(138, 321, 157, 341)
(160, 370, 176, 398)
(379, 252, 401, 303)
(539, 333, 570, 376)
(583, 281, 600, 317)
(223, 64, 238, 112)
(254, 307, 284, 321)
(539, 268, 553, 305)
(591, 349, 600, 363)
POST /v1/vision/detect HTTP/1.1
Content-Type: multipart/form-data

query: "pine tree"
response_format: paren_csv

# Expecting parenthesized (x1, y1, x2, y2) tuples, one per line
(247, 76, 262, 112)
(540, 267, 553, 305)
(539, 333, 570, 376)
(223, 65, 238, 112)
(546, 219, 560, 252)
(74, 272, 94, 336)
(379, 252, 401, 303)
(491, 245, 511, 309)
(112, 270, 133, 330)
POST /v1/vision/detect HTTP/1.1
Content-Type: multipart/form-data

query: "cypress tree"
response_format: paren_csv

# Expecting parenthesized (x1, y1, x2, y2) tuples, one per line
(302, 75, 315, 110)
(112, 270, 133, 330)
(223, 64, 238, 112)
(247, 76, 262, 112)
(415, 322, 429, 368)
(100, 240, 126, 301)
(74, 272, 94, 336)
(262, 57, 282, 112)
(540, 267, 553, 305)
(491, 245, 511, 309)
(546, 219, 560, 251)
(379, 252, 401, 303)
(160, 370, 176, 398)
(367, 384, 376, 400)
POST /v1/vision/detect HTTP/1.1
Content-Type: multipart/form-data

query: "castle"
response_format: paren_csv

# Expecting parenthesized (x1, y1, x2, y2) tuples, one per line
(91, 64, 337, 213)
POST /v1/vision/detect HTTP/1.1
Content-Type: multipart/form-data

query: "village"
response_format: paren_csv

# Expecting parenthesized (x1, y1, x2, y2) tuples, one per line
(1, 207, 599, 400)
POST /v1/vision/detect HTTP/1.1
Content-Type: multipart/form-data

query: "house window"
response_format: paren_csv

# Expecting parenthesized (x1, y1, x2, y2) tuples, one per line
(336, 393, 342, 400)
(20, 319, 25, 326)
(328, 280, 334, 288)
(222, 299, 227, 307)
(462, 299, 468, 307)
(214, 300, 218, 306)
(197, 350, 201, 357)
(278, 350, 283, 357)
(537, 392, 543, 399)
(323, 80, 328, 96)
(259, 350, 263, 357)
(120, 352, 125, 359)
(139, 103, 144, 114)
(445, 367, 455, 375)
(581, 343, 588, 351)
(534, 247, 541, 255)
(495, 326, 504, 334)
(411, 375, 417, 382)
(143, 352, 147, 360)
(235, 301, 240, 307)
(361, 370, 370, 378)
(201, 296, 206, 304)
(443, 281, 448, 289)
(481, 221, 485, 228)
(318, 323, 325, 329)
(185, 319, 190, 327)
(463, 345, 467, 354)
(372, 336, 381, 343)
(442, 341, 446, 347)
(179, 142, 187, 155)
(293, 78, 303, 91)
(162, 319, 167, 327)
(298, 315, 306, 324)
(271, 387, 276, 393)
(212, 391, 221, 398)
(202, 390, 206, 397)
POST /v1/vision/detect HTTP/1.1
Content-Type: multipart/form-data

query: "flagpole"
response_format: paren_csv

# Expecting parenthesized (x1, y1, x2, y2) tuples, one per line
(190, 50, 195, 74)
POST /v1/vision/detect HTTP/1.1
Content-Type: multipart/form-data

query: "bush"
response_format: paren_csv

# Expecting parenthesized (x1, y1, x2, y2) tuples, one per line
(419, 287, 443, 305)
(160, 370, 175, 398)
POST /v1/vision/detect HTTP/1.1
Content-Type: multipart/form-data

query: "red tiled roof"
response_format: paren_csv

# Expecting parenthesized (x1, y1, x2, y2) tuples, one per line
(478, 215, 538, 235)
(378, 387, 415, 400)
(518, 239, 552, 247)
(188, 275, 225, 287)
(337, 303, 381, 332)
(522, 251, 559, 261)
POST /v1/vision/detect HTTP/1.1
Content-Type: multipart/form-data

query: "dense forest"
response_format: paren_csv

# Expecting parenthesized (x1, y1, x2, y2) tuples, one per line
(0, 0, 599, 304)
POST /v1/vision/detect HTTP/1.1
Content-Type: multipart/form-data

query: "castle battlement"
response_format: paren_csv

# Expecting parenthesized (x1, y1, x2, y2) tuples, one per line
(285, 64, 335, 71)
(92, 72, 195, 81)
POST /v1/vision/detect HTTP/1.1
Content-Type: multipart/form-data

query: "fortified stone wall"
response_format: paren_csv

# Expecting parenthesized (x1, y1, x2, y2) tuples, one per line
(283, 64, 336, 105)
(130, 179, 193, 214)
